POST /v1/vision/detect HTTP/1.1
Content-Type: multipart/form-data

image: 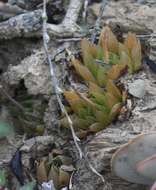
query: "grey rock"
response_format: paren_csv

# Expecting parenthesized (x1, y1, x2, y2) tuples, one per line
(128, 79, 146, 98)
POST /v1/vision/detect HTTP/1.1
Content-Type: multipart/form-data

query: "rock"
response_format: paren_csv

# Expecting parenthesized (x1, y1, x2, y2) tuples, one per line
(3, 49, 61, 96)
(128, 79, 146, 98)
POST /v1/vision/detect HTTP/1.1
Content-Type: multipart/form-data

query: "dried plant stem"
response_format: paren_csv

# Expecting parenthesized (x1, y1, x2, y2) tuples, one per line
(42, 0, 106, 184)
(91, 0, 108, 42)
(83, 0, 89, 23)
(42, 0, 82, 159)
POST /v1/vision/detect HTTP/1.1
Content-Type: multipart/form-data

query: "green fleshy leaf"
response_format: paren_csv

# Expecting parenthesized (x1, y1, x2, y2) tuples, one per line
(89, 122, 105, 132)
(96, 65, 107, 86)
(96, 46, 104, 60)
(90, 91, 107, 106)
(95, 110, 110, 125)
(109, 52, 120, 65)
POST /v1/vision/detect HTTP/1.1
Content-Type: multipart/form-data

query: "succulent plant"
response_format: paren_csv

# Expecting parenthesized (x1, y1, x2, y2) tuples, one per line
(71, 26, 142, 87)
(111, 133, 156, 186)
(60, 80, 125, 134)
(36, 153, 74, 190)
(60, 26, 142, 136)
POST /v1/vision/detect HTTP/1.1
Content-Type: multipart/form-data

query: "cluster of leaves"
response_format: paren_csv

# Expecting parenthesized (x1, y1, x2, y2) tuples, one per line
(60, 26, 142, 136)
(36, 149, 73, 190)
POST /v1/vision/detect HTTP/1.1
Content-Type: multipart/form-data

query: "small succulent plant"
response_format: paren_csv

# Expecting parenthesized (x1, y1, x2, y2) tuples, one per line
(111, 133, 156, 188)
(60, 80, 125, 135)
(60, 26, 142, 136)
(36, 151, 74, 190)
(71, 26, 142, 86)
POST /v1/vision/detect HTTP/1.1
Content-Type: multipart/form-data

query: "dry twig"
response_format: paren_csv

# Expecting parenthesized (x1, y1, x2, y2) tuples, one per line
(42, 0, 106, 185)
(0, 0, 83, 39)
(91, 0, 108, 42)
(42, 0, 83, 159)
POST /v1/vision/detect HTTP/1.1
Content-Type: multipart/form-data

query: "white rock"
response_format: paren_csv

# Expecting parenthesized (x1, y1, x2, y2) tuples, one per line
(128, 79, 146, 98)
(42, 180, 56, 190)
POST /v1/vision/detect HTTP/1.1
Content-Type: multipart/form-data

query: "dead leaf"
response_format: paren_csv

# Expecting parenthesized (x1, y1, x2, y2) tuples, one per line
(48, 165, 59, 189)
(59, 168, 70, 188)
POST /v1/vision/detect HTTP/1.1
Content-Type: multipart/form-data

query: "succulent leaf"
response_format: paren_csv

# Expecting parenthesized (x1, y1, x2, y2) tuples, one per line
(48, 165, 59, 189)
(90, 91, 107, 106)
(105, 92, 119, 109)
(120, 51, 133, 74)
(71, 58, 96, 83)
(89, 122, 105, 132)
(36, 160, 47, 183)
(59, 168, 70, 188)
(118, 43, 129, 56)
(107, 64, 127, 80)
(64, 90, 85, 114)
(95, 111, 110, 125)
(109, 52, 120, 65)
(109, 102, 122, 121)
(106, 80, 122, 101)
(89, 82, 104, 94)
(124, 32, 138, 53)
(81, 38, 97, 64)
(99, 26, 119, 55)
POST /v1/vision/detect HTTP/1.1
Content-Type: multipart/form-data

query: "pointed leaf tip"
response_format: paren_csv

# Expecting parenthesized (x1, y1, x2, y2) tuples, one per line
(71, 58, 96, 83)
